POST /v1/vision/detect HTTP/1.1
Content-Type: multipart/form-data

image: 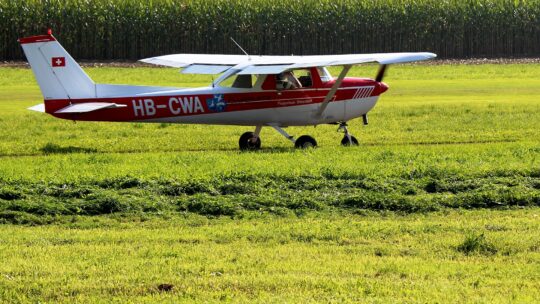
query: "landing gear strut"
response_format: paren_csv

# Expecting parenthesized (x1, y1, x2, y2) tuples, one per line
(338, 122, 359, 146)
(270, 125, 317, 149)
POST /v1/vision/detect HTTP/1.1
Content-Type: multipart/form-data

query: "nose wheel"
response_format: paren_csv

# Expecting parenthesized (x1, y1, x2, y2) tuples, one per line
(338, 122, 359, 146)
(341, 135, 359, 146)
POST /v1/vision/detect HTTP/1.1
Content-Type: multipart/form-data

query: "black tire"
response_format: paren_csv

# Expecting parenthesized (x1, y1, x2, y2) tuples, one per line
(341, 135, 359, 146)
(295, 135, 317, 149)
(239, 132, 261, 150)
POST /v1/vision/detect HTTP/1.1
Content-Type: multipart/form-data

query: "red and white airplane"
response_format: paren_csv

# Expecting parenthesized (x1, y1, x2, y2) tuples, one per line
(19, 31, 435, 149)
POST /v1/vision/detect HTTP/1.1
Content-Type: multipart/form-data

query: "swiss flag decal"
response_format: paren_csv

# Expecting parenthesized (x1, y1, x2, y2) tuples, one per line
(51, 57, 65, 67)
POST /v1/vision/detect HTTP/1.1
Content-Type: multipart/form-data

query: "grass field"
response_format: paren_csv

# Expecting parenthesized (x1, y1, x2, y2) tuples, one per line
(0, 64, 539, 302)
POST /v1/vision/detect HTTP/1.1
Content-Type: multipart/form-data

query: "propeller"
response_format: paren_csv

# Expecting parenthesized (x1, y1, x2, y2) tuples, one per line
(375, 64, 388, 82)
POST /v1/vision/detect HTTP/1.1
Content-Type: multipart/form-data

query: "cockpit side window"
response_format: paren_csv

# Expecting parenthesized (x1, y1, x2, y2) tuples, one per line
(275, 69, 317, 90)
(276, 70, 306, 90)
(294, 69, 313, 88)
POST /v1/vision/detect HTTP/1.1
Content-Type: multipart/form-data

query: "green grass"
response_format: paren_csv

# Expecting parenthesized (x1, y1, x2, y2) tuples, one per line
(1, 210, 539, 303)
(0, 63, 539, 302)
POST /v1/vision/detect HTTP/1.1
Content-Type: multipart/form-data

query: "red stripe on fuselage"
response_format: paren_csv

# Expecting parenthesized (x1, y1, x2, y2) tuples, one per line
(45, 79, 384, 122)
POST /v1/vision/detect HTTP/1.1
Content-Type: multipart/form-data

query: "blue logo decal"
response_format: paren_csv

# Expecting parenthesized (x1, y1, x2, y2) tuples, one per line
(206, 94, 227, 112)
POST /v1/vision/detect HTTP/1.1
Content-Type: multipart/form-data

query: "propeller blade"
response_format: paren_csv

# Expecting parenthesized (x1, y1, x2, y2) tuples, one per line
(375, 64, 388, 82)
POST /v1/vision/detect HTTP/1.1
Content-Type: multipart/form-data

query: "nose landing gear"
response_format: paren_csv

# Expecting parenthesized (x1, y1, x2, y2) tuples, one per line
(338, 122, 359, 146)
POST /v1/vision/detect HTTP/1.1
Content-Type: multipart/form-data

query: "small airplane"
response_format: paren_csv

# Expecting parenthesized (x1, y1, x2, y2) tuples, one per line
(19, 31, 436, 150)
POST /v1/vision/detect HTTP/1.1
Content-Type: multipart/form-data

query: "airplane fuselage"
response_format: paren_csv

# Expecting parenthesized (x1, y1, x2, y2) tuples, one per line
(44, 77, 388, 126)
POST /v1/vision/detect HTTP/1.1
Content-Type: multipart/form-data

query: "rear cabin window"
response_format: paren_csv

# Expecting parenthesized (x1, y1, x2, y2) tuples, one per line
(219, 74, 258, 88)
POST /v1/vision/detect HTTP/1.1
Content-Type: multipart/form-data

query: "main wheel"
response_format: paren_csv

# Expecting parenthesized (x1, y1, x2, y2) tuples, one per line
(239, 132, 261, 150)
(341, 135, 359, 146)
(295, 135, 317, 149)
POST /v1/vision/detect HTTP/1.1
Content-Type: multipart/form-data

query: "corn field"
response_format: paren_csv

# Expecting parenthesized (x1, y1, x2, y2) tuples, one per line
(1, 0, 539, 60)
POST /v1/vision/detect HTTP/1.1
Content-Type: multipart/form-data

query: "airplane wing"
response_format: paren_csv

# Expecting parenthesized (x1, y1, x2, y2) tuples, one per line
(140, 52, 436, 74)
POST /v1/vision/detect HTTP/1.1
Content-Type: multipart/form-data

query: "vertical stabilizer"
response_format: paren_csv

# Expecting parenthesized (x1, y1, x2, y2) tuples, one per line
(18, 33, 95, 100)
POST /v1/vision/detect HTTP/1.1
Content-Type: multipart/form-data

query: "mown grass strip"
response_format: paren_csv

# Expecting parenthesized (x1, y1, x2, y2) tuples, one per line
(1, 172, 538, 224)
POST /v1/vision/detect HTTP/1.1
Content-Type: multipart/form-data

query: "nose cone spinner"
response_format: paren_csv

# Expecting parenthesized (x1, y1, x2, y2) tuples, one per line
(378, 82, 389, 94)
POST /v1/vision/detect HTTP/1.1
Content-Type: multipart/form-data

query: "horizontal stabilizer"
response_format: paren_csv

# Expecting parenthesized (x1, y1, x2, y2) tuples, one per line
(55, 102, 126, 114)
(28, 104, 46, 112)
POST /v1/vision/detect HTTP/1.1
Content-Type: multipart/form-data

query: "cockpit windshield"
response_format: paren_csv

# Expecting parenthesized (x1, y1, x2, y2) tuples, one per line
(318, 67, 332, 82)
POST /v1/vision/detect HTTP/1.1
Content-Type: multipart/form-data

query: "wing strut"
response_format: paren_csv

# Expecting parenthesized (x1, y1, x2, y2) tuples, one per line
(315, 65, 352, 118)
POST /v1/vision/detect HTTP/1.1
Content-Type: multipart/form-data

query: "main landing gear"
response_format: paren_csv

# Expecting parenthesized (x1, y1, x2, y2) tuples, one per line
(238, 126, 262, 150)
(238, 131, 261, 150)
(295, 135, 317, 149)
(238, 121, 362, 150)
(238, 125, 317, 150)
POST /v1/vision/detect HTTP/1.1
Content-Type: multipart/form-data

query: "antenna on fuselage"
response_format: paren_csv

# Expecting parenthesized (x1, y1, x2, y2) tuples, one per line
(230, 37, 251, 61)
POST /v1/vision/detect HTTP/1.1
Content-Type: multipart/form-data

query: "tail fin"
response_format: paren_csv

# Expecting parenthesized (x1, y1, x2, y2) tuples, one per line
(18, 32, 95, 100)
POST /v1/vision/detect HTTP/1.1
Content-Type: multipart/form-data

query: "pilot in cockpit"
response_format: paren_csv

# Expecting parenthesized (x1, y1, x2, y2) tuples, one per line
(276, 72, 302, 90)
